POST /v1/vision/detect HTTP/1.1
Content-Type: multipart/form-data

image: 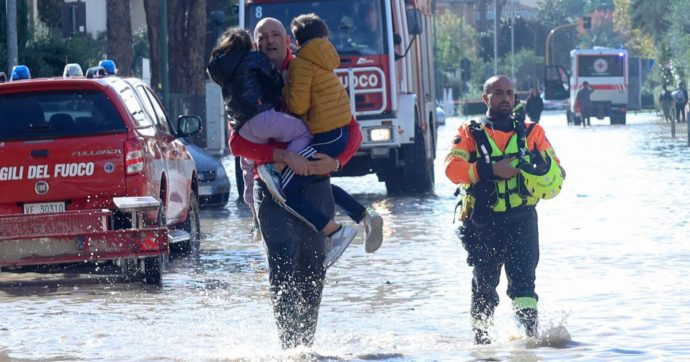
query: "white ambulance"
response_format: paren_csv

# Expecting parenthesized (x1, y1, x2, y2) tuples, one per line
(568, 48, 628, 125)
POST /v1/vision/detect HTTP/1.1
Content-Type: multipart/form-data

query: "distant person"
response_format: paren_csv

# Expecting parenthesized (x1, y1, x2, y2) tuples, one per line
(525, 88, 544, 123)
(659, 85, 673, 123)
(343, 3, 382, 53)
(445, 75, 565, 344)
(575, 81, 594, 127)
(672, 81, 688, 123)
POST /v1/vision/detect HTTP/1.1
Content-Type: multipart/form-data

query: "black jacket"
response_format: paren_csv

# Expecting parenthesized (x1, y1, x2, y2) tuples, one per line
(207, 50, 284, 131)
(525, 95, 544, 119)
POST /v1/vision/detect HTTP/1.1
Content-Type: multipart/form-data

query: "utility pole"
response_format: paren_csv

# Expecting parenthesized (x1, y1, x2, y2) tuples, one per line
(6, 0, 18, 74)
(493, 0, 498, 74)
(511, 0, 516, 81)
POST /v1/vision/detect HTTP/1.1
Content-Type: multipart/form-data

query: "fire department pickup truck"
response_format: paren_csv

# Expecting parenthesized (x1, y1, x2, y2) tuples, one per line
(0, 65, 202, 284)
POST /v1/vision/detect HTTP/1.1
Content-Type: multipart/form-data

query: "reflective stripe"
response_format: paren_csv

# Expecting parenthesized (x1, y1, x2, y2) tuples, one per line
(468, 164, 478, 184)
(471, 317, 493, 330)
(512, 297, 538, 310)
(479, 128, 539, 212)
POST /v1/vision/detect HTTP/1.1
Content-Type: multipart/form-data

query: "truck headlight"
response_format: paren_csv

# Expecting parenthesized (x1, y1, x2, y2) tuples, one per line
(368, 127, 392, 142)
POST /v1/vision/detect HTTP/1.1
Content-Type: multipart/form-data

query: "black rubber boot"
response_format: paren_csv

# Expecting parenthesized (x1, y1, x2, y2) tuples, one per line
(473, 327, 491, 345)
(516, 308, 538, 338)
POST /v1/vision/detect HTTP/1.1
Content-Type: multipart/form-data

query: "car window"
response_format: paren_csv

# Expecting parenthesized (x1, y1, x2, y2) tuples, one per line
(135, 85, 171, 135)
(0, 90, 126, 141)
(120, 87, 153, 128)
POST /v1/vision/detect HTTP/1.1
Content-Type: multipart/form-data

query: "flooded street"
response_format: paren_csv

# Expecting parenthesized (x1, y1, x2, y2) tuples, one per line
(2, 111, 690, 361)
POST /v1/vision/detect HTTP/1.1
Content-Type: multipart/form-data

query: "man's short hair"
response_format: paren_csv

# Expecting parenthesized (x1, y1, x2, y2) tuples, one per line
(291, 13, 329, 45)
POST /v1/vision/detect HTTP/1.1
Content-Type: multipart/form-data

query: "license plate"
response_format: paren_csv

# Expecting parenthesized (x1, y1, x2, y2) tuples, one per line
(199, 185, 213, 196)
(23, 202, 66, 214)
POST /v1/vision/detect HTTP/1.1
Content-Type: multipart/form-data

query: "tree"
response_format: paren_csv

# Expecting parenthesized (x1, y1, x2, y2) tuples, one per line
(536, 0, 582, 67)
(168, 0, 207, 95)
(106, 0, 133, 76)
(143, 0, 161, 91)
(434, 9, 478, 96)
(613, 0, 655, 58)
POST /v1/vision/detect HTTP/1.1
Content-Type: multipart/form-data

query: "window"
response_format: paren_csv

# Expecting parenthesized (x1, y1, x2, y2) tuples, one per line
(0, 91, 125, 141)
(578, 55, 625, 77)
(120, 87, 153, 128)
(136, 85, 172, 134)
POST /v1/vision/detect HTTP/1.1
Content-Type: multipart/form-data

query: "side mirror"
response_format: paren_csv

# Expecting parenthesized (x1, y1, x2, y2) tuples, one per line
(177, 115, 202, 136)
(406, 9, 423, 35)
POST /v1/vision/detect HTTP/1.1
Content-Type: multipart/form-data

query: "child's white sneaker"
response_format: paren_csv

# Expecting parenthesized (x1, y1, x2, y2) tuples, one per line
(323, 225, 357, 268)
(257, 163, 286, 203)
(362, 208, 383, 253)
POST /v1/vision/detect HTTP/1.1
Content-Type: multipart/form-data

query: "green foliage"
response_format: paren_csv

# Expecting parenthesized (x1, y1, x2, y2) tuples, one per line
(585, 18, 624, 48)
(434, 10, 477, 72)
(37, 0, 63, 29)
(666, 0, 690, 82)
(0, 0, 31, 72)
(630, 0, 671, 43)
(537, 0, 581, 67)
(434, 9, 479, 97)
(498, 49, 544, 91)
(21, 32, 105, 78)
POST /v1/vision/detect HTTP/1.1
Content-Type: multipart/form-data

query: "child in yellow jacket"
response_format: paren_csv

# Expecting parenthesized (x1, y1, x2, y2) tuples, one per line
(257, 13, 383, 268)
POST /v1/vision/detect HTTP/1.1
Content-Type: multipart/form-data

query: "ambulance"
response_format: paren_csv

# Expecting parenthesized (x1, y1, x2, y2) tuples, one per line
(545, 48, 629, 125)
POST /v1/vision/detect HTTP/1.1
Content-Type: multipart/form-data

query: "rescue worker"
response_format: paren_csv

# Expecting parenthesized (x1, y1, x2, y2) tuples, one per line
(445, 75, 565, 344)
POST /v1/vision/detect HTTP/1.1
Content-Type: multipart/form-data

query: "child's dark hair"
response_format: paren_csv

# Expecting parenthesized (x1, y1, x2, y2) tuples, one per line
(211, 27, 252, 58)
(291, 13, 329, 45)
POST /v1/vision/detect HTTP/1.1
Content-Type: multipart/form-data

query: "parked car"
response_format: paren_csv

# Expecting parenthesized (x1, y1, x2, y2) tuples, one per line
(436, 101, 447, 125)
(0, 64, 202, 284)
(541, 92, 569, 111)
(181, 139, 230, 209)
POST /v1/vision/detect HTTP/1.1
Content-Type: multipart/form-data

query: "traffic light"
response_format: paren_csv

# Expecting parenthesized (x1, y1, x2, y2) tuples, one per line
(582, 16, 592, 30)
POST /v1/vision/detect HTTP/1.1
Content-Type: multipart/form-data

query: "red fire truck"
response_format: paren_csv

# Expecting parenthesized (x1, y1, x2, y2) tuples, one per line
(240, 0, 438, 194)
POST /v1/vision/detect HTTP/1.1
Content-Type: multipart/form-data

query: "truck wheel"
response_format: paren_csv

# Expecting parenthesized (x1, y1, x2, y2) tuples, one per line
(610, 113, 626, 125)
(385, 113, 434, 195)
(143, 256, 163, 285)
(122, 258, 141, 282)
(176, 191, 201, 257)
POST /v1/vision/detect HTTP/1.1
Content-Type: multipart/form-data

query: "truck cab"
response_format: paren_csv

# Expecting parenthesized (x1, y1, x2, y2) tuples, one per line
(240, 0, 437, 194)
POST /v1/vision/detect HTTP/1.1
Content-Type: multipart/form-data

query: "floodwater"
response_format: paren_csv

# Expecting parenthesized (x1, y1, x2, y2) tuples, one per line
(2, 111, 690, 361)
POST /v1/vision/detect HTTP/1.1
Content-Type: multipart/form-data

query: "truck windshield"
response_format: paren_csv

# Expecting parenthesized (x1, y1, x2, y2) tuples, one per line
(246, 0, 386, 56)
(577, 54, 625, 77)
(0, 91, 126, 142)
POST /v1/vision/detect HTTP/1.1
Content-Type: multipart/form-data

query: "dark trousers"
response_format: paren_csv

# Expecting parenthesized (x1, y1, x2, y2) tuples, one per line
(280, 126, 364, 231)
(332, 184, 366, 223)
(457, 207, 540, 324)
(675, 103, 686, 123)
(254, 178, 333, 349)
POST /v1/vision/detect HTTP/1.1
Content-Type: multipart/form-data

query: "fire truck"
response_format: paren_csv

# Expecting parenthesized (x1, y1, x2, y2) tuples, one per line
(546, 48, 629, 125)
(239, 0, 437, 194)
